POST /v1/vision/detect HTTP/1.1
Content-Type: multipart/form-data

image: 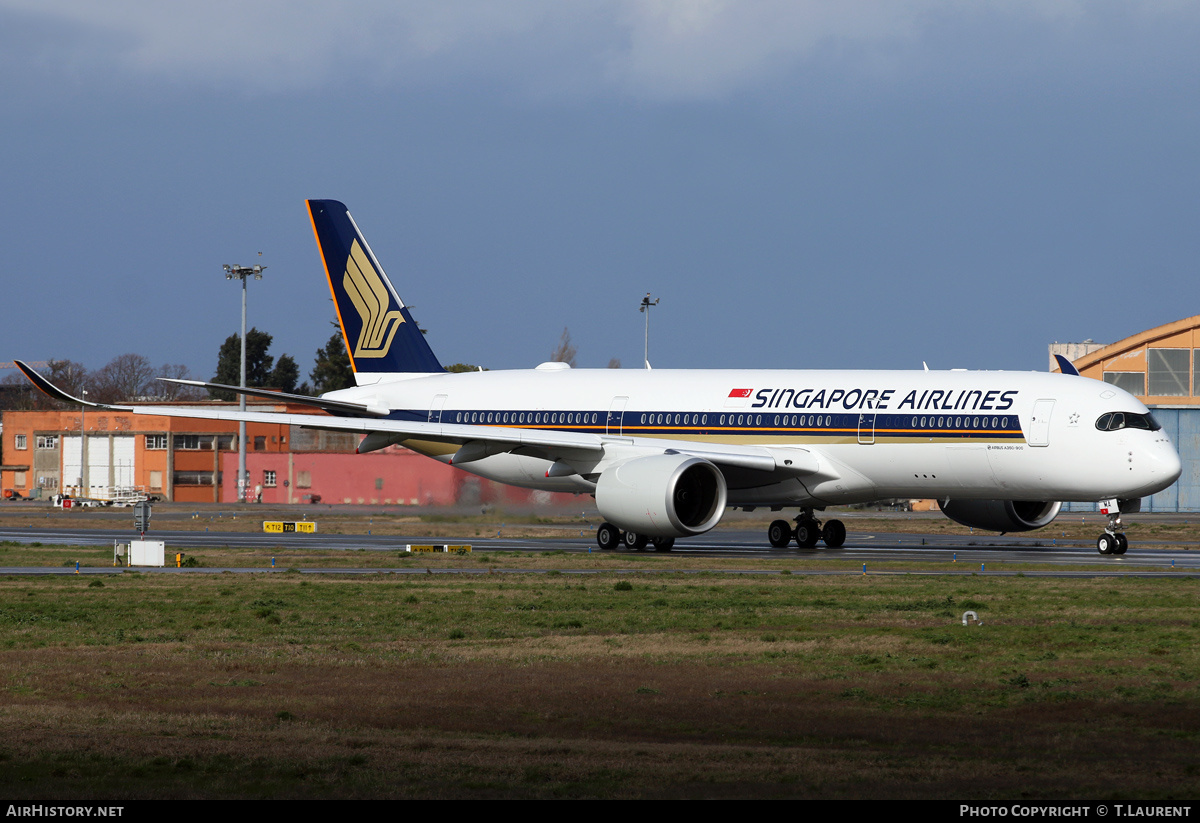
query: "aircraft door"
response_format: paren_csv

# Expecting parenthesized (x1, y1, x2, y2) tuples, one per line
(857, 412, 876, 445)
(607, 396, 628, 436)
(1028, 399, 1054, 447)
(428, 394, 447, 424)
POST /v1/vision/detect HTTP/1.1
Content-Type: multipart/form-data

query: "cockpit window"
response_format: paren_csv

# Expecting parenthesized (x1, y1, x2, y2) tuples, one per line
(1095, 411, 1161, 432)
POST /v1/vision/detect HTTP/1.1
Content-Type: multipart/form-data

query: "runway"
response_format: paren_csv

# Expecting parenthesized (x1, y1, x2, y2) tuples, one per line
(0, 524, 1197, 575)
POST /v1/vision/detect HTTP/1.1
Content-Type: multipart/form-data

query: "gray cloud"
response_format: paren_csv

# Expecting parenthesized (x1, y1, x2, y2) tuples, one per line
(1, 0, 1195, 99)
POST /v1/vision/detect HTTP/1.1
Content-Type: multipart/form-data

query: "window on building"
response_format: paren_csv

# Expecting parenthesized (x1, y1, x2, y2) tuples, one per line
(254, 436, 266, 450)
(145, 434, 167, 450)
(217, 434, 235, 451)
(14, 434, 26, 450)
(296, 471, 312, 489)
(1104, 372, 1145, 396)
(263, 470, 276, 488)
(173, 435, 214, 450)
(36, 435, 59, 450)
(14, 471, 26, 488)
(1148, 348, 1189, 396)
(149, 471, 162, 491)
(172, 471, 215, 486)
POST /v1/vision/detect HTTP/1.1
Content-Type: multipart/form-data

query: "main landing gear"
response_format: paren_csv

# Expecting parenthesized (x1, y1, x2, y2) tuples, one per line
(1096, 498, 1128, 556)
(596, 522, 674, 552)
(768, 510, 846, 549)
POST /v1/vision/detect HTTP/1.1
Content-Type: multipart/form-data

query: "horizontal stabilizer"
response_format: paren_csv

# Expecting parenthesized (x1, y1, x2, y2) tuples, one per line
(158, 378, 390, 416)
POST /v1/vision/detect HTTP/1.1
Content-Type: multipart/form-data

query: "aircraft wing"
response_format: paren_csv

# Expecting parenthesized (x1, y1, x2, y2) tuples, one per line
(15, 360, 786, 474)
(103, 402, 784, 471)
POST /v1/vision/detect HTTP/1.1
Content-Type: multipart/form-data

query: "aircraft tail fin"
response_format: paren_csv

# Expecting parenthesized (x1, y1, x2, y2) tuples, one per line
(1053, 354, 1081, 376)
(306, 199, 444, 383)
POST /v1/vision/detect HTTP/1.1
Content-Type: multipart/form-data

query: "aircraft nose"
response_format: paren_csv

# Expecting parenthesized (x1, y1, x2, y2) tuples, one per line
(1130, 438, 1183, 497)
(1159, 440, 1184, 485)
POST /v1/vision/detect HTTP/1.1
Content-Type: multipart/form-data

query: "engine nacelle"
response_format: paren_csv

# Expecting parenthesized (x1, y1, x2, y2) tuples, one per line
(938, 499, 1062, 533)
(595, 454, 727, 537)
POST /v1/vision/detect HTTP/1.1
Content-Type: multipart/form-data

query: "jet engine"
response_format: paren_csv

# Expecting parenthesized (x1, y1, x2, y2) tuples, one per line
(595, 454, 727, 538)
(938, 499, 1062, 533)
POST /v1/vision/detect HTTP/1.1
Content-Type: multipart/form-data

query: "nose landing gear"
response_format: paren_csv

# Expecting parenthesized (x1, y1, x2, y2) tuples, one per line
(1096, 498, 1128, 555)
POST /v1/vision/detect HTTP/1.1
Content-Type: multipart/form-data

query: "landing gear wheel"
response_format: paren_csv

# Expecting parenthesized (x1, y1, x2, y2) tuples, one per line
(768, 520, 793, 548)
(623, 530, 649, 551)
(795, 521, 820, 548)
(652, 537, 675, 552)
(822, 519, 846, 548)
(597, 523, 620, 551)
(1097, 499, 1127, 556)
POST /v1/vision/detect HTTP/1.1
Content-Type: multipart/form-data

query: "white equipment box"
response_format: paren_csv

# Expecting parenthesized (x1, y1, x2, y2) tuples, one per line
(129, 540, 165, 567)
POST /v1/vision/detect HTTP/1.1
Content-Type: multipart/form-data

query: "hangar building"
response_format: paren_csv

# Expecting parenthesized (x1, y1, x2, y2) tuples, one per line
(1052, 314, 1200, 511)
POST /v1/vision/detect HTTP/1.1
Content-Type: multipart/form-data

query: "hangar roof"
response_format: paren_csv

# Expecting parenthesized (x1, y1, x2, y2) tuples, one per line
(1056, 315, 1200, 404)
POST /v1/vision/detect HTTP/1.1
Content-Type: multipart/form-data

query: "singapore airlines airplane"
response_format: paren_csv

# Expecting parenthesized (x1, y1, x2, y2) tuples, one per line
(16, 200, 1183, 555)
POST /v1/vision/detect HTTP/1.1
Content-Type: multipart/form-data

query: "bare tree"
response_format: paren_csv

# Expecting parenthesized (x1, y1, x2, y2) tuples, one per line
(153, 364, 206, 401)
(89, 354, 156, 403)
(46, 360, 91, 406)
(550, 327, 577, 367)
(0, 370, 38, 410)
(2, 360, 91, 410)
(607, 358, 621, 369)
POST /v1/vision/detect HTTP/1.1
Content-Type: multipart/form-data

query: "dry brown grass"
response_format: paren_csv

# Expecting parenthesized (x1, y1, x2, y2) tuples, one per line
(2, 648, 1197, 799)
(0, 570, 1197, 799)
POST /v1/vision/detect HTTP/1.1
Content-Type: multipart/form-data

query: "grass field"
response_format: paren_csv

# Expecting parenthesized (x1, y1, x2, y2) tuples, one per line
(1, 551, 1198, 799)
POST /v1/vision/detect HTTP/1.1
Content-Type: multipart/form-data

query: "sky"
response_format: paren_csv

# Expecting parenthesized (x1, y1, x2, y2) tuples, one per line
(2, 1, 1199, 382)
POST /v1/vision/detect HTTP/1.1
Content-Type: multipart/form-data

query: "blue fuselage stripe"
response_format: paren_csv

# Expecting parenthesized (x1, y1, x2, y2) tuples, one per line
(387, 409, 1026, 441)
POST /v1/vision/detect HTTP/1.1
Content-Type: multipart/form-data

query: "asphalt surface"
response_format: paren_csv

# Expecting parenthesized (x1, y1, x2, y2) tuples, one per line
(1, 523, 1197, 576)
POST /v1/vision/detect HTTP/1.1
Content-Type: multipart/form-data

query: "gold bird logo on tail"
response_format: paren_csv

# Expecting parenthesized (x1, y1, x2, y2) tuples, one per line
(343, 239, 404, 358)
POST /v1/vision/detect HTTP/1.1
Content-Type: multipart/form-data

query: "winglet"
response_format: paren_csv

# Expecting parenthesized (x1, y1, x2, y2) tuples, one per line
(13, 361, 127, 409)
(1053, 354, 1081, 376)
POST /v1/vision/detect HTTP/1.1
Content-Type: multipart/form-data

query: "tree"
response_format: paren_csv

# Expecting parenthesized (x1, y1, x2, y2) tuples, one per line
(310, 330, 353, 394)
(47, 359, 90, 399)
(153, 364, 206, 401)
(2, 360, 91, 410)
(550, 327, 577, 367)
(445, 363, 486, 372)
(269, 354, 300, 394)
(607, 358, 621, 369)
(89, 353, 156, 403)
(0, 370, 38, 410)
(212, 328, 275, 400)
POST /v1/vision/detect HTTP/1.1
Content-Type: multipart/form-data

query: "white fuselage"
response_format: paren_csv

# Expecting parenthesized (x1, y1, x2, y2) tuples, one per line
(328, 367, 1183, 508)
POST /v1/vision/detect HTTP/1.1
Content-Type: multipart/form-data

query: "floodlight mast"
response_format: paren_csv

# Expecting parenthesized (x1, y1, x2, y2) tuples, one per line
(639, 293, 659, 369)
(223, 263, 266, 503)
(80, 389, 88, 497)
